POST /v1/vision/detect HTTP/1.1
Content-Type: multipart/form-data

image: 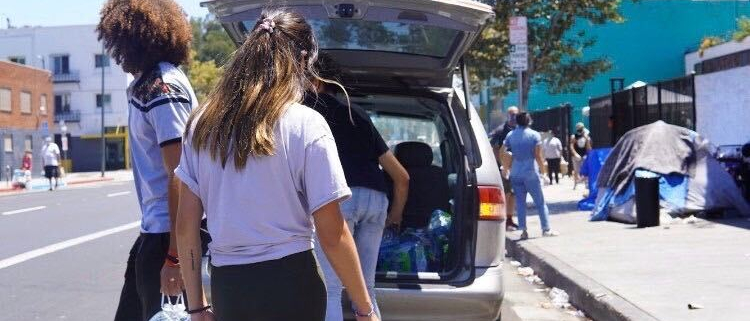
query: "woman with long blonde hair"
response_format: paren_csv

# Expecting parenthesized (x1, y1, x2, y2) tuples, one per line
(174, 8, 379, 321)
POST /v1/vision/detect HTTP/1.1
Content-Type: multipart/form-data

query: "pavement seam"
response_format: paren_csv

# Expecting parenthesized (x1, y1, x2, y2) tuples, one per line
(506, 235, 661, 321)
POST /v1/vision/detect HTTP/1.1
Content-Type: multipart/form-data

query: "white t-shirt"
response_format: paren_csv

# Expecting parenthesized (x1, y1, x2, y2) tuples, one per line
(41, 143, 60, 166)
(543, 137, 563, 159)
(175, 103, 352, 267)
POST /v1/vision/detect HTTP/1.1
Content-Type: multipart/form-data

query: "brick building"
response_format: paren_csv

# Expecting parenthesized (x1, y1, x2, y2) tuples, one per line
(0, 61, 54, 179)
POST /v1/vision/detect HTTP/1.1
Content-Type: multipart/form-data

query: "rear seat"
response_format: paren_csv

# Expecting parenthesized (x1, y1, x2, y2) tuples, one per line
(391, 142, 451, 229)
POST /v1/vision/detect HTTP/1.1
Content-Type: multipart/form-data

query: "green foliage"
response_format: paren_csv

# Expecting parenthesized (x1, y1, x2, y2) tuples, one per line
(699, 36, 725, 57)
(187, 50, 221, 103)
(186, 17, 235, 103)
(468, 0, 629, 109)
(732, 16, 750, 42)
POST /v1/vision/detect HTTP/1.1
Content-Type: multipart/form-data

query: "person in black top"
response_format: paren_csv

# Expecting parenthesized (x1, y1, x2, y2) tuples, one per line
(489, 106, 519, 231)
(570, 122, 592, 190)
(304, 54, 410, 321)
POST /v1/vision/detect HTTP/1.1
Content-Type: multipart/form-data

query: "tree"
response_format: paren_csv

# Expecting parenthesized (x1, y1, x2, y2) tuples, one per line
(186, 17, 235, 102)
(468, 0, 629, 110)
(187, 50, 222, 103)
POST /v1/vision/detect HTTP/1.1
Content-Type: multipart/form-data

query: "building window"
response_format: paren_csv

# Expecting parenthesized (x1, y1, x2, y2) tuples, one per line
(3, 135, 12, 153)
(51, 55, 70, 75)
(24, 135, 33, 152)
(55, 93, 71, 113)
(0, 88, 10, 112)
(95, 54, 110, 68)
(8, 56, 26, 65)
(40, 94, 48, 115)
(96, 94, 112, 109)
(20, 91, 31, 114)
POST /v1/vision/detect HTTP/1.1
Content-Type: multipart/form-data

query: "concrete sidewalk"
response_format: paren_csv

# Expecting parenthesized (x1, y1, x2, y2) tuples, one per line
(0, 170, 133, 194)
(506, 178, 750, 321)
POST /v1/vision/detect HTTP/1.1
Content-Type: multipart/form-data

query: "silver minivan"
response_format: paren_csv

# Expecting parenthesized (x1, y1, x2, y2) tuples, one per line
(201, 1, 507, 320)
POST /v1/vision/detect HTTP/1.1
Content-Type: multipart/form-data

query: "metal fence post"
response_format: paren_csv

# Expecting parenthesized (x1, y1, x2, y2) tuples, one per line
(657, 81, 663, 121)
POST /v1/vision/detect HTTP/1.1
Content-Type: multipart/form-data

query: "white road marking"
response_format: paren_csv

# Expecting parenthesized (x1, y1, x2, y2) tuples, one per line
(107, 191, 131, 198)
(1, 206, 47, 216)
(0, 221, 140, 270)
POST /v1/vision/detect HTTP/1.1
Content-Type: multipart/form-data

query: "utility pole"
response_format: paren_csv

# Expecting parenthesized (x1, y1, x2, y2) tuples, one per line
(100, 43, 106, 178)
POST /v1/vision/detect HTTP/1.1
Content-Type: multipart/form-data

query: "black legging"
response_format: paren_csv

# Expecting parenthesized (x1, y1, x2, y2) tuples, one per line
(211, 250, 326, 321)
(546, 158, 561, 184)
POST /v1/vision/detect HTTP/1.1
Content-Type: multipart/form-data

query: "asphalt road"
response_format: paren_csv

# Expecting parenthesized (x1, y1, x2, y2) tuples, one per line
(0, 181, 584, 321)
(0, 182, 140, 321)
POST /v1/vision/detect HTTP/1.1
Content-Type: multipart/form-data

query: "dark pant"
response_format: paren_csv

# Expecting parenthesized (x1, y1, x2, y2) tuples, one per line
(114, 233, 170, 321)
(44, 165, 59, 179)
(546, 158, 561, 184)
(211, 250, 326, 321)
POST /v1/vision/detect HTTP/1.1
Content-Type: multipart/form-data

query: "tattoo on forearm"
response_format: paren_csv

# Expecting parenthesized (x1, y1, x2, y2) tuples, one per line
(190, 250, 195, 271)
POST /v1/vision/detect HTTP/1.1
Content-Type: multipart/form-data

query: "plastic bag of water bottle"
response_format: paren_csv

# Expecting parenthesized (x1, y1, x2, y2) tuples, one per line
(149, 294, 189, 321)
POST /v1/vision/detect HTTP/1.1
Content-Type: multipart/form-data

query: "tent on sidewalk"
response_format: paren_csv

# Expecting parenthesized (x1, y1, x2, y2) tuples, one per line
(590, 121, 750, 223)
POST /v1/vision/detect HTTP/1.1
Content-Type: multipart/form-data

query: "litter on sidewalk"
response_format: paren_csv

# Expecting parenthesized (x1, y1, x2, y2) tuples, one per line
(549, 287, 571, 309)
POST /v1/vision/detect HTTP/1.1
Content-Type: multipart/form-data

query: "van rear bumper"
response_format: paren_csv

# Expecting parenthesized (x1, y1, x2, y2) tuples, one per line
(374, 264, 504, 321)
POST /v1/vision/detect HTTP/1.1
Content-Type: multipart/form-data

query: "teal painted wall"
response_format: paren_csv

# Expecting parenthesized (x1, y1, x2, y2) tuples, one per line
(497, 0, 750, 128)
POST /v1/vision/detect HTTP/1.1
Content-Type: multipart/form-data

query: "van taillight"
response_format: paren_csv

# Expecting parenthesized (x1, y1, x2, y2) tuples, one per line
(478, 186, 506, 221)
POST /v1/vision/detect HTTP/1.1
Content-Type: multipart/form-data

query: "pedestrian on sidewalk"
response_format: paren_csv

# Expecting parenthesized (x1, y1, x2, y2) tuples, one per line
(41, 137, 61, 191)
(570, 122, 591, 190)
(174, 9, 379, 321)
(98, 1, 198, 320)
(21, 150, 33, 186)
(543, 129, 563, 184)
(502, 113, 559, 239)
(304, 53, 409, 321)
(490, 106, 519, 231)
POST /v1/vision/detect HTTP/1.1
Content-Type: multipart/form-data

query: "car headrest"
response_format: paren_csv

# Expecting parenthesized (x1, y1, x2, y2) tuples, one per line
(395, 142, 433, 168)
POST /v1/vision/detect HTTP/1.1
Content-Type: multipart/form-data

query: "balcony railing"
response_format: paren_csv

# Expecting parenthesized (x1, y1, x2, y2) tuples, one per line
(52, 71, 80, 83)
(55, 110, 81, 123)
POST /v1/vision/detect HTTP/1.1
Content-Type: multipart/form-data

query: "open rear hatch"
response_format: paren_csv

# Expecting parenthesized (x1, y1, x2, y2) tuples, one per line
(203, 0, 493, 286)
(202, 0, 493, 89)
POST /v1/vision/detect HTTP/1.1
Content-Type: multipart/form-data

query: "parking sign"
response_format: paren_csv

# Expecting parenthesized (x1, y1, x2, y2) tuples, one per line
(509, 16, 528, 45)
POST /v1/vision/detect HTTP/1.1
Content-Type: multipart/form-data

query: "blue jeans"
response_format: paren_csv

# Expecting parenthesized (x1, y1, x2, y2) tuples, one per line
(510, 173, 551, 231)
(314, 187, 388, 321)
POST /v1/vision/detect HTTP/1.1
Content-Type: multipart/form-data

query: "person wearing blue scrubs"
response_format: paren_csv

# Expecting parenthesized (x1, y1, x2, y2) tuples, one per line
(502, 112, 559, 239)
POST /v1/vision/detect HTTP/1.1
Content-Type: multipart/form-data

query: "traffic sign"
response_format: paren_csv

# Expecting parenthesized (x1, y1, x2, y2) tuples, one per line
(509, 16, 528, 45)
(510, 44, 528, 71)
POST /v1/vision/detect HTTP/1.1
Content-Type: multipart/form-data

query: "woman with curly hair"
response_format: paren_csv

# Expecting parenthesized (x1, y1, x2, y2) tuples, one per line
(174, 8, 380, 321)
(97, 1, 197, 320)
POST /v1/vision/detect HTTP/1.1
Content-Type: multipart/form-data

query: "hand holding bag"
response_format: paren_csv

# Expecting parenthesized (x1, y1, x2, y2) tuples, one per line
(148, 294, 190, 321)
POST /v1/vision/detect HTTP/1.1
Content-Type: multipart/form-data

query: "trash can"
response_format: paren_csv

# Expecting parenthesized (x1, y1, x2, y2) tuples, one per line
(635, 170, 660, 228)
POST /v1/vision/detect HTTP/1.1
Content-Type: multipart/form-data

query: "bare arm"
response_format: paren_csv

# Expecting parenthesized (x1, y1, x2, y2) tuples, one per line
(314, 202, 379, 321)
(176, 183, 211, 314)
(535, 145, 545, 174)
(379, 151, 409, 227)
(160, 142, 184, 295)
(569, 136, 580, 158)
(500, 146, 513, 177)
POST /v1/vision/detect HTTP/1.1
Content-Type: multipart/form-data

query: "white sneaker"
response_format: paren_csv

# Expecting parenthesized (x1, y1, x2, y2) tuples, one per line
(520, 230, 529, 240)
(542, 230, 560, 237)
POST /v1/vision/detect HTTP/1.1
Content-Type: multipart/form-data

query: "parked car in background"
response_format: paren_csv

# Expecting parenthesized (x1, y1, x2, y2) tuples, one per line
(202, 1, 506, 320)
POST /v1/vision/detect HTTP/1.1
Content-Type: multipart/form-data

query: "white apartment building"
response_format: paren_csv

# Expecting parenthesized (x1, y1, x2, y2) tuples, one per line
(685, 38, 750, 146)
(0, 25, 133, 171)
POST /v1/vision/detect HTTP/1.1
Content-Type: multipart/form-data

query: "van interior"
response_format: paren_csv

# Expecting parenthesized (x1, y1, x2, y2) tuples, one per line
(342, 91, 470, 283)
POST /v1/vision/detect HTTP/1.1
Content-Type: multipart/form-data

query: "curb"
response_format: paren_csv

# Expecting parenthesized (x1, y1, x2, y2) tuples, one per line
(66, 177, 115, 185)
(505, 235, 660, 321)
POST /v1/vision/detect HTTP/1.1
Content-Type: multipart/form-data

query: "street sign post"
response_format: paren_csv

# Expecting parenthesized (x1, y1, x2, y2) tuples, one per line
(510, 44, 528, 71)
(509, 16, 528, 45)
(509, 16, 528, 110)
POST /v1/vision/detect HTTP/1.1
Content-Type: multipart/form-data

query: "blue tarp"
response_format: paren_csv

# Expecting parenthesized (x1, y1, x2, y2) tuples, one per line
(590, 170, 690, 221)
(577, 148, 612, 211)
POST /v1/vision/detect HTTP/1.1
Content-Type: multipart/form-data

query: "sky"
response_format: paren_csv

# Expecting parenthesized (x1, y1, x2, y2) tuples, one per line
(0, 0, 211, 28)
